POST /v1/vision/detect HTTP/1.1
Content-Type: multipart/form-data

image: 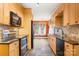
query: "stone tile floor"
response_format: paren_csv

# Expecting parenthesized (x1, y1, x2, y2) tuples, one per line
(29, 38, 54, 56)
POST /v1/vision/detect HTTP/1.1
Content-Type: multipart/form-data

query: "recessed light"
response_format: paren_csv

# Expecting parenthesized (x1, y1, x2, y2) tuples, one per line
(36, 3, 39, 7)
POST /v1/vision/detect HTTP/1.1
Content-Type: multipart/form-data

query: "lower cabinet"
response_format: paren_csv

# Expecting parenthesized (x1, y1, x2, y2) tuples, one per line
(48, 36, 56, 55)
(0, 40, 19, 56)
(64, 42, 79, 56)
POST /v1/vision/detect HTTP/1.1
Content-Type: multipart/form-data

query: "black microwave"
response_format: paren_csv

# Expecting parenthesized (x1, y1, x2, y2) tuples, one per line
(10, 11, 21, 27)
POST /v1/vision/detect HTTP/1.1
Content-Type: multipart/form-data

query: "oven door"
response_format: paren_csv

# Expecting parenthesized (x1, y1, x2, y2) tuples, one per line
(56, 38, 64, 56)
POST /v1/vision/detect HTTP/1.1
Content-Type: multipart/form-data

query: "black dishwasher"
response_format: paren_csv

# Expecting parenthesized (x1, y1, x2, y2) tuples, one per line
(56, 38, 64, 56)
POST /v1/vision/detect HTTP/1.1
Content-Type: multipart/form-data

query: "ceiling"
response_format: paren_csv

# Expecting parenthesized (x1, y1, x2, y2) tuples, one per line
(22, 3, 59, 21)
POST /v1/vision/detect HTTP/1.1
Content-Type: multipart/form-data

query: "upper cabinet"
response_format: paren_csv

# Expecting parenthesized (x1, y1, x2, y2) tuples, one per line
(64, 3, 76, 26)
(52, 3, 79, 27)
(3, 4, 10, 25)
(63, 4, 69, 26)
(64, 3, 78, 26)
(53, 4, 64, 27)
(0, 3, 24, 27)
(0, 4, 3, 24)
(69, 4, 76, 25)
(76, 4, 79, 24)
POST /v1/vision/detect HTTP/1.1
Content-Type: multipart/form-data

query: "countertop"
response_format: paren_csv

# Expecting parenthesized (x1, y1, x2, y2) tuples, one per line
(64, 39, 79, 45)
(48, 34, 79, 45)
(0, 39, 18, 44)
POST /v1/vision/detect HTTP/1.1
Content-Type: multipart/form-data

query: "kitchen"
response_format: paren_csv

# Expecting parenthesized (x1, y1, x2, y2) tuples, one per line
(0, 3, 79, 56)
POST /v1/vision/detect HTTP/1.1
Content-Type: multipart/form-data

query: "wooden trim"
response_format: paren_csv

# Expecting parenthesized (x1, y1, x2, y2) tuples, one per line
(34, 35, 47, 37)
(33, 20, 48, 22)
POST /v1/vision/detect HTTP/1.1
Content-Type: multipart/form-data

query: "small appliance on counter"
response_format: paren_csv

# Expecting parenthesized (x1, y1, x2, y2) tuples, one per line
(0, 26, 19, 42)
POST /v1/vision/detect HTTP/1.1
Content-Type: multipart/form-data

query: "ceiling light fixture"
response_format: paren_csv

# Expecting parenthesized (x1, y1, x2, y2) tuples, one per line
(36, 3, 39, 7)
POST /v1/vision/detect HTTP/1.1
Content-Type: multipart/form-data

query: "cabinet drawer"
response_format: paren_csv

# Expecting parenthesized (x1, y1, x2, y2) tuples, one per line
(64, 51, 73, 56)
(15, 48, 19, 56)
(9, 40, 19, 52)
(9, 50, 15, 56)
(65, 42, 73, 51)
(64, 42, 74, 56)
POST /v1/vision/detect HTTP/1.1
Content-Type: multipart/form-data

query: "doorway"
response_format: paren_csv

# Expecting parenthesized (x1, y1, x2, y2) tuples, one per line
(31, 21, 34, 49)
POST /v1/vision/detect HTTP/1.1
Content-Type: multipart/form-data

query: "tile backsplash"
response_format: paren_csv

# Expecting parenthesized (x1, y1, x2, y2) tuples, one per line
(63, 25, 79, 35)
(62, 24, 79, 41)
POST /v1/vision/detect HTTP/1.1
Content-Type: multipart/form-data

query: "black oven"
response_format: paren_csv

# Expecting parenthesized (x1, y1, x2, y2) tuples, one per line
(56, 38, 64, 56)
(10, 11, 21, 27)
(19, 36, 28, 56)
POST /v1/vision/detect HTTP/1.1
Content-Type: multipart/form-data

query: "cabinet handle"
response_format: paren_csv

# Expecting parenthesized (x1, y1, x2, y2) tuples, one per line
(15, 43, 17, 45)
(67, 23, 69, 25)
(75, 21, 78, 23)
(66, 45, 69, 47)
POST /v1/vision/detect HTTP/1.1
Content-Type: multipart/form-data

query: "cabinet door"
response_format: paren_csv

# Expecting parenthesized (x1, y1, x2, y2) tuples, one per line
(0, 3, 3, 24)
(9, 40, 19, 56)
(76, 3, 79, 24)
(69, 3, 76, 25)
(48, 36, 56, 54)
(58, 4, 64, 13)
(3, 4, 10, 25)
(14, 40, 19, 56)
(52, 37, 56, 54)
(74, 45, 79, 56)
(63, 4, 70, 26)
(9, 50, 15, 56)
(64, 42, 73, 56)
(0, 45, 9, 56)
(15, 47, 19, 56)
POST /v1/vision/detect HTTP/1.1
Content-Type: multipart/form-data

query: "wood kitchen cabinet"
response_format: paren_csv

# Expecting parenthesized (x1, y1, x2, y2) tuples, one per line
(0, 40, 19, 56)
(57, 4, 64, 14)
(9, 40, 19, 56)
(55, 15, 63, 27)
(53, 4, 64, 27)
(53, 3, 79, 26)
(63, 4, 69, 26)
(69, 4, 76, 25)
(64, 42, 79, 56)
(63, 3, 78, 26)
(3, 4, 10, 25)
(76, 4, 79, 24)
(60, 3, 76, 26)
(0, 4, 3, 24)
(48, 36, 56, 55)
(0, 3, 24, 26)
(63, 3, 75, 26)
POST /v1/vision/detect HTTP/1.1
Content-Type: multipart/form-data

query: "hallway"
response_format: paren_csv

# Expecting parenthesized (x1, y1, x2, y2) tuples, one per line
(30, 38, 54, 56)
